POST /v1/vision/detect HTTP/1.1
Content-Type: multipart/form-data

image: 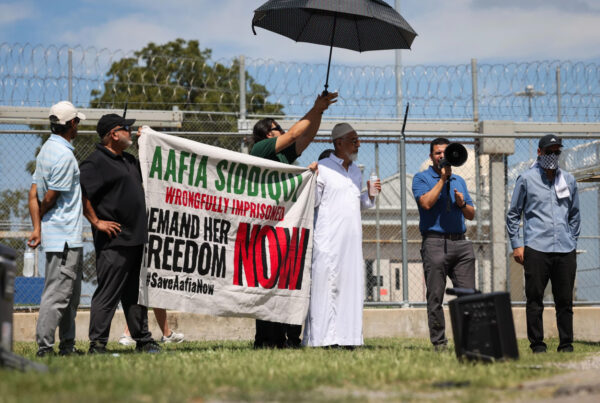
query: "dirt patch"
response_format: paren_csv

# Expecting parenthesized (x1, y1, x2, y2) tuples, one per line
(514, 353, 600, 402)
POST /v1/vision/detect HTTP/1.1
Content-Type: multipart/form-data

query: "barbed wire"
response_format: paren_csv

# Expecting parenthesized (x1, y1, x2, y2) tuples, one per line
(1, 42, 599, 121)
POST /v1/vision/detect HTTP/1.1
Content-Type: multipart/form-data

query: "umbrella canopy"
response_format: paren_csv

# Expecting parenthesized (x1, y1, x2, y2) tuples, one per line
(252, 0, 417, 93)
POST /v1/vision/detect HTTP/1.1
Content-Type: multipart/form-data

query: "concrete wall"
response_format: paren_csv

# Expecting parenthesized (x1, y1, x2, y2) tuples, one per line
(13, 307, 600, 343)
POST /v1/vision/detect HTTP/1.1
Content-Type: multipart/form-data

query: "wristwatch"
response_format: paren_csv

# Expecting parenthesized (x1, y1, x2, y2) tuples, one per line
(459, 201, 467, 209)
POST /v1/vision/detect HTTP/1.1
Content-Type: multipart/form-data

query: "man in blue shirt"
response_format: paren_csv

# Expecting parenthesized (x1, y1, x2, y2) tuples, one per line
(412, 137, 475, 350)
(27, 101, 86, 357)
(506, 134, 580, 353)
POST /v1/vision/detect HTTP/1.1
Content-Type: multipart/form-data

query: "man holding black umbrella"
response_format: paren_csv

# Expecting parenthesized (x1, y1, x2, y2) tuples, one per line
(250, 92, 337, 348)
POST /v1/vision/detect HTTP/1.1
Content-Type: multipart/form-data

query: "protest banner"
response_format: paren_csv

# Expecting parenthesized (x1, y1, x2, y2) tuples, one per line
(137, 128, 315, 325)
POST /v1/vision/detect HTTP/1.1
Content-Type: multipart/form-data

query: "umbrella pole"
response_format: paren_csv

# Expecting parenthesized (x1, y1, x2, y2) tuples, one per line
(323, 14, 337, 95)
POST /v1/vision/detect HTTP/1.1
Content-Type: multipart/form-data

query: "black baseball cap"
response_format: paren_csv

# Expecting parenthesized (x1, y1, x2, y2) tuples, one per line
(96, 114, 136, 138)
(538, 134, 562, 150)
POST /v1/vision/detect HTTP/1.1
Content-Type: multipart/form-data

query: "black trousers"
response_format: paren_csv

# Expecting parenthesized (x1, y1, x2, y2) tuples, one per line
(524, 247, 577, 351)
(254, 320, 301, 348)
(421, 237, 475, 345)
(89, 245, 153, 346)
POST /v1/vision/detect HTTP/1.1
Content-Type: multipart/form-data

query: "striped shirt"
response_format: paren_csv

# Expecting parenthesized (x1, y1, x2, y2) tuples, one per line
(32, 134, 83, 252)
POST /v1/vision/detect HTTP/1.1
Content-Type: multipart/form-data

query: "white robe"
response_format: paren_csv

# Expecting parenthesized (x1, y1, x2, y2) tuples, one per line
(303, 154, 374, 347)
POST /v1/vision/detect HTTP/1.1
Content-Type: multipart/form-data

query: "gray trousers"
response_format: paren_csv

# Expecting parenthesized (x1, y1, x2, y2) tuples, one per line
(36, 246, 83, 351)
(421, 237, 475, 346)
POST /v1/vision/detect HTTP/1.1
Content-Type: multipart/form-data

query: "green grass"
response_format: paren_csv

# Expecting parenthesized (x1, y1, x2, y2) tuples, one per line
(1, 338, 598, 402)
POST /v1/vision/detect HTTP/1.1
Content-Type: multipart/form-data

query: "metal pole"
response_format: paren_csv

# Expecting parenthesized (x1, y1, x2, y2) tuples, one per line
(475, 140, 483, 291)
(239, 55, 248, 153)
(375, 142, 381, 302)
(395, 0, 403, 118)
(68, 48, 73, 103)
(239, 55, 247, 120)
(556, 66, 562, 123)
(400, 104, 409, 304)
(396, 1, 407, 304)
(471, 58, 478, 122)
(324, 14, 337, 94)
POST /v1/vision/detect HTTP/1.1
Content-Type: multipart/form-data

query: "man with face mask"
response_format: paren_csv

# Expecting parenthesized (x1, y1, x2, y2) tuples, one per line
(80, 114, 160, 354)
(303, 123, 380, 347)
(507, 134, 580, 353)
(412, 137, 476, 351)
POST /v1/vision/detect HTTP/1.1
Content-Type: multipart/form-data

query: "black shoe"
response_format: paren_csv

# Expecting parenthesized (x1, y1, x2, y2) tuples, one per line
(558, 345, 574, 353)
(88, 344, 108, 355)
(59, 348, 85, 357)
(36, 348, 56, 358)
(532, 346, 547, 354)
(136, 340, 161, 354)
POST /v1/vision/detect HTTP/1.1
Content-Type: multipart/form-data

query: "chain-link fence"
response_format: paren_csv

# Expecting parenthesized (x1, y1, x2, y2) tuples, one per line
(3, 127, 599, 308)
(1, 42, 599, 308)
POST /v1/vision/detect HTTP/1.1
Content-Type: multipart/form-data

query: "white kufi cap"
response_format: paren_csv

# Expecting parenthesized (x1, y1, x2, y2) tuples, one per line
(331, 123, 355, 141)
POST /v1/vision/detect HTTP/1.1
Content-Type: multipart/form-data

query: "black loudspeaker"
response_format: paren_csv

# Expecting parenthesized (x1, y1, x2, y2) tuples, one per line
(439, 143, 468, 168)
(0, 244, 47, 372)
(448, 290, 519, 362)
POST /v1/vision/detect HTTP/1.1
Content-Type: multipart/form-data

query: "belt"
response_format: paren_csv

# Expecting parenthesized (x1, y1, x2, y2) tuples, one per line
(422, 232, 465, 241)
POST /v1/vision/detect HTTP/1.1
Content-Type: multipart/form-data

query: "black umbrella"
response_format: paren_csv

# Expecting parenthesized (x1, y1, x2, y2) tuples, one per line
(252, 0, 417, 94)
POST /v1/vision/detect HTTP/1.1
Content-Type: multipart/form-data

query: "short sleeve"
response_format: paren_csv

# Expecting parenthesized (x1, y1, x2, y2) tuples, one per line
(80, 159, 102, 199)
(412, 172, 429, 201)
(47, 154, 77, 191)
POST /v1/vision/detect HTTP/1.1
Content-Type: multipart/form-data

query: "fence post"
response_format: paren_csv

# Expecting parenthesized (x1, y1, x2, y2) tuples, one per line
(471, 58, 479, 122)
(68, 48, 73, 103)
(400, 118, 408, 305)
(556, 66, 562, 123)
(238, 55, 248, 153)
(475, 140, 483, 291)
(239, 55, 247, 120)
(375, 142, 381, 302)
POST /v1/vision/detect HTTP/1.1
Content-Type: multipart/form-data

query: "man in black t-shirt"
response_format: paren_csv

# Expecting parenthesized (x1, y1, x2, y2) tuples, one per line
(250, 92, 337, 348)
(80, 114, 160, 354)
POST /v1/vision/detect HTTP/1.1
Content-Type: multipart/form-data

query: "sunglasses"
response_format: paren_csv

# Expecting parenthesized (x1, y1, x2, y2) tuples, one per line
(112, 125, 131, 134)
(544, 150, 561, 156)
(268, 124, 284, 133)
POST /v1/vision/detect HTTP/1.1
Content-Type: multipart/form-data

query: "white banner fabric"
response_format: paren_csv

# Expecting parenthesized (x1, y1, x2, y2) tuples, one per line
(137, 128, 315, 325)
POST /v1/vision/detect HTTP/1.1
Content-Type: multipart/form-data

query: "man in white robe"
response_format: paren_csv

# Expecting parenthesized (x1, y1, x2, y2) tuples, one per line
(303, 123, 381, 347)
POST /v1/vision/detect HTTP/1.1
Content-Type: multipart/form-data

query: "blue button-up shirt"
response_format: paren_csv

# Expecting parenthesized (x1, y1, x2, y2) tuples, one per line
(412, 166, 473, 234)
(506, 166, 580, 253)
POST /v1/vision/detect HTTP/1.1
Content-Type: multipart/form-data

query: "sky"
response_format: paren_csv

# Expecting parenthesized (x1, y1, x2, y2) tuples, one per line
(1, 0, 600, 66)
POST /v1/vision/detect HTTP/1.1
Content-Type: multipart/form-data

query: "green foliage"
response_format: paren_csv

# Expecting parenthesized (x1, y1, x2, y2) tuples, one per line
(2, 338, 598, 402)
(0, 189, 29, 222)
(89, 38, 283, 134)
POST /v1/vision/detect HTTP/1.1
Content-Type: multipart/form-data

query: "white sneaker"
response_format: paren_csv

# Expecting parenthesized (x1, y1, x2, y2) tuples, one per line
(161, 331, 184, 344)
(118, 333, 136, 346)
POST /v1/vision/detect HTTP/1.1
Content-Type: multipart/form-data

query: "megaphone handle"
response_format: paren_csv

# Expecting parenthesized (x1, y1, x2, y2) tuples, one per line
(446, 181, 451, 212)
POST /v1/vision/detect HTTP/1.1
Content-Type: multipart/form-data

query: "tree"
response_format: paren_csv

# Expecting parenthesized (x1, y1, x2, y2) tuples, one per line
(89, 38, 283, 142)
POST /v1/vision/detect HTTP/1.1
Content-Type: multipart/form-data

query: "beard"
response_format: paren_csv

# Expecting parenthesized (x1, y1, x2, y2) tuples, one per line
(348, 152, 358, 162)
(118, 135, 133, 148)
